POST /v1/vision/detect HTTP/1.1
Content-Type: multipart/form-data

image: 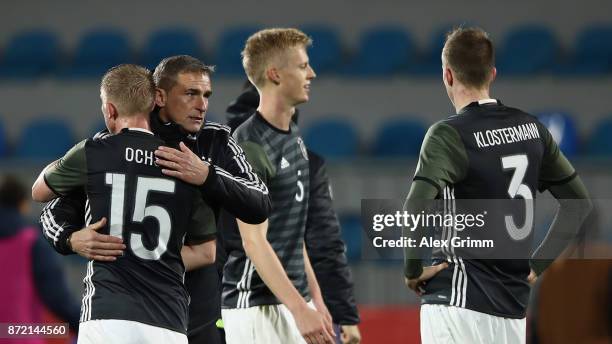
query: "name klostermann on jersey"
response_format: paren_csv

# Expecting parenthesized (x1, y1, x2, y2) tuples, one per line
(473, 122, 540, 148)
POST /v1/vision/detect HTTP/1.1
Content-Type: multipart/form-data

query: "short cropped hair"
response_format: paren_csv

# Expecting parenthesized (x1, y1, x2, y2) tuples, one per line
(242, 28, 312, 87)
(153, 55, 215, 92)
(442, 27, 495, 89)
(0, 175, 27, 209)
(101, 64, 155, 116)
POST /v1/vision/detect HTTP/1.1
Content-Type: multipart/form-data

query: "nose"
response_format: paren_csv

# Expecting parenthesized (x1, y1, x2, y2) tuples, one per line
(195, 96, 208, 114)
(308, 65, 316, 79)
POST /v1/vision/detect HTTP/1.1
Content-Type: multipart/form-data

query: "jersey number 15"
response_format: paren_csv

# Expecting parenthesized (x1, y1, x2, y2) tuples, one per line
(105, 173, 175, 260)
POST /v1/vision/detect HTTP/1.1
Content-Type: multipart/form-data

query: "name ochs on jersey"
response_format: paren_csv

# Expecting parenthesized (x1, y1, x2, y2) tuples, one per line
(124, 147, 156, 167)
(43, 128, 216, 334)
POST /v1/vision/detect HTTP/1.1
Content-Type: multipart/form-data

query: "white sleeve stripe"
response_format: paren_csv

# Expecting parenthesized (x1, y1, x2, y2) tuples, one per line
(41, 210, 58, 238)
(41, 208, 65, 243)
(215, 167, 269, 195)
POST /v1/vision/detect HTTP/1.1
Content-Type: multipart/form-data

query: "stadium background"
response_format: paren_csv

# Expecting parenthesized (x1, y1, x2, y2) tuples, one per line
(0, 0, 611, 342)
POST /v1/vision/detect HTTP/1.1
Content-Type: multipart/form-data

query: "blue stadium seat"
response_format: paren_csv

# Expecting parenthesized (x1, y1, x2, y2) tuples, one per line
(497, 26, 559, 75)
(372, 118, 427, 157)
(554, 26, 612, 76)
(339, 214, 362, 262)
(0, 30, 60, 78)
(344, 26, 415, 76)
(61, 29, 132, 78)
(300, 25, 343, 74)
(141, 28, 203, 70)
(0, 118, 7, 157)
(410, 27, 448, 76)
(214, 26, 259, 76)
(304, 118, 358, 159)
(16, 118, 75, 159)
(585, 117, 612, 156)
(537, 111, 579, 157)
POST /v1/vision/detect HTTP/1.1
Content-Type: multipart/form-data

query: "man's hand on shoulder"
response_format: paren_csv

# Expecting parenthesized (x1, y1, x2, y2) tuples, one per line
(155, 142, 210, 185)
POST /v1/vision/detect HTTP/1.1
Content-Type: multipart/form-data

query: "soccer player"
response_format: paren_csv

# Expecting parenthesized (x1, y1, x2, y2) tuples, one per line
(218, 28, 335, 344)
(32, 64, 217, 344)
(226, 82, 362, 344)
(39, 55, 271, 344)
(402, 27, 592, 344)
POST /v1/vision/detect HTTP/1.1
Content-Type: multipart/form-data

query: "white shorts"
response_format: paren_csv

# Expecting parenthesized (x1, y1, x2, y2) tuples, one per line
(77, 319, 187, 344)
(420, 304, 526, 344)
(222, 302, 315, 344)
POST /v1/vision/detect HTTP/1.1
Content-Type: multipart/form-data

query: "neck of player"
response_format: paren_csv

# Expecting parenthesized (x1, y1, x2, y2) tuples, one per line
(257, 92, 295, 131)
(113, 114, 151, 134)
(452, 86, 491, 113)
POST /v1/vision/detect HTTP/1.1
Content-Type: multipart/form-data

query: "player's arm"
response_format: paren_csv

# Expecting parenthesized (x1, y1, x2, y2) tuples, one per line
(155, 135, 272, 224)
(32, 161, 59, 202)
(303, 243, 335, 336)
(305, 150, 360, 329)
(181, 239, 216, 271)
(237, 219, 334, 343)
(200, 134, 271, 224)
(403, 122, 466, 292)
(32, 140, 88, 202)
(183, 192, 217, 271)
(530, 124, 593, 276)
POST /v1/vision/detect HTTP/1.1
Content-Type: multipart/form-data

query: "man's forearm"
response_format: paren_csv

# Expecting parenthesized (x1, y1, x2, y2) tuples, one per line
(181, 240, 216, 271)
(303, 244, 324, 302)
(238, 219, 309, 312)
(403, 180, 440, 279)
(531, 177, 592, 274)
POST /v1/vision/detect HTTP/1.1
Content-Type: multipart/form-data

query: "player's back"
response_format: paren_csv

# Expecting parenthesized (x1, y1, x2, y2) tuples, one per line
(445, 100, 544, 199)
(81, 128, 205, 333)
(418, 100, 551, 318)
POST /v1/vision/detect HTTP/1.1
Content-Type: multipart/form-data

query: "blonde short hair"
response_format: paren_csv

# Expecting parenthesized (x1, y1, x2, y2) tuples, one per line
(242, 28, 312, 87)
(100, 64, 155, 116)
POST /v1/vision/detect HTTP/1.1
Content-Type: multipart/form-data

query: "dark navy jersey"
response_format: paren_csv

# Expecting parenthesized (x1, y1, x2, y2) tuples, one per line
(413, 100, 575, 318)
(44, 128, 216, 333)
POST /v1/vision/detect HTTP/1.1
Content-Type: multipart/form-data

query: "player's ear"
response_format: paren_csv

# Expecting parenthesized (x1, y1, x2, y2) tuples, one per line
(444, 67, 454, 87)
(489, 67, 497, 83)
(107, 102, 119, 120)
(155, 88, 167, 107)
(266, 67, 281, 86)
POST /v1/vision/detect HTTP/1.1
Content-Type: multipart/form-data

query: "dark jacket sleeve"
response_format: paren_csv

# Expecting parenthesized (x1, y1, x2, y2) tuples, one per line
(305, 150, 360, 325)
(31, 236, 81, 331)
(39, 192, 86, 255)
(200, 130, 271, 224)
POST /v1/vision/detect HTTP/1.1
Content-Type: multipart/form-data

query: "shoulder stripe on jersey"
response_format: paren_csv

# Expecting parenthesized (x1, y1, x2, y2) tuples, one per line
(227, 135, 268, 191)
(203, 122, 231, 133)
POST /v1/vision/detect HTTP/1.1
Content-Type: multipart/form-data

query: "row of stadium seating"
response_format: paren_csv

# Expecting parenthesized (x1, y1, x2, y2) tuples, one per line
(0, 112, 610, 159)
(1, 25, 612, 78)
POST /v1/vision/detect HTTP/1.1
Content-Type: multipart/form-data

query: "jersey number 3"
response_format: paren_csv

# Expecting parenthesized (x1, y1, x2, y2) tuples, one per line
(501, 154, 533, 241)
(106, 173, 175, 260)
